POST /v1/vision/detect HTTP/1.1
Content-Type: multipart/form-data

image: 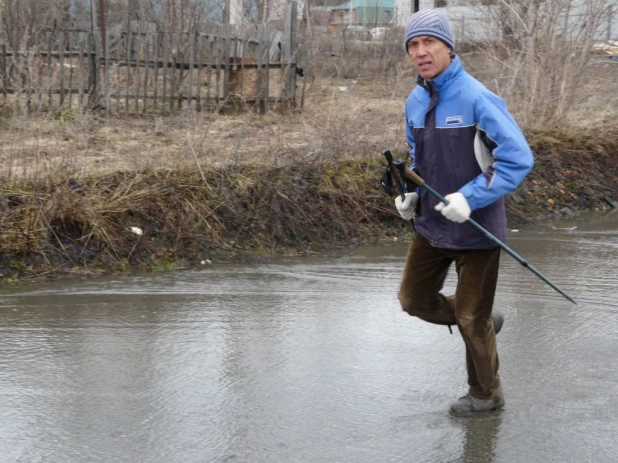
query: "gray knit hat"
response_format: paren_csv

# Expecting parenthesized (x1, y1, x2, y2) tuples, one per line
(404, 9, 454, 51)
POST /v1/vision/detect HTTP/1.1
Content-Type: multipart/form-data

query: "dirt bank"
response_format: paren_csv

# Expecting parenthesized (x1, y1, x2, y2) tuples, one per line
(1, 125, 616, 284)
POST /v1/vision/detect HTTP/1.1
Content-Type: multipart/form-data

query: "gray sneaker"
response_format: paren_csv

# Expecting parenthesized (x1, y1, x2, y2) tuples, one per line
(450, 390, 505, 416)
(492, 311, 504, 335)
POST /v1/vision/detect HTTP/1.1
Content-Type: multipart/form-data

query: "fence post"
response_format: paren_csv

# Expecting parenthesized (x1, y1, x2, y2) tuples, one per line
(105, 30, 110, 116)
(170, 33, 178, 113)
(162, 32, 169, 114)
(264, 28, 272, 113)
(256, 25, 264, 113)
(46, 32, 53, 111)
(11, 32, 20, 112)
(196, 33, 204, 111)
(283, 1, 298, 107)
(35, 33, 42, 112)
(187, 33, 195, 110)
(223, 25, 232, 102)
(59, 33, 66, 107)
(79, 36, 86, 113)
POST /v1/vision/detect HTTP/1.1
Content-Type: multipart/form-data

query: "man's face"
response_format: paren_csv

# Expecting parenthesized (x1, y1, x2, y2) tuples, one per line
(407, 35, 452, 80)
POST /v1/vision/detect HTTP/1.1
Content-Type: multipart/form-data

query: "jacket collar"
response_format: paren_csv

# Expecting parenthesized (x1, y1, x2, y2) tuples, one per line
(416, 55, 462, 92)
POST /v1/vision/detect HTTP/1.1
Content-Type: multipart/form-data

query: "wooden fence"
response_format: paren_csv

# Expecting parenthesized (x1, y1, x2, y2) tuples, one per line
(0, 3, 300, 117)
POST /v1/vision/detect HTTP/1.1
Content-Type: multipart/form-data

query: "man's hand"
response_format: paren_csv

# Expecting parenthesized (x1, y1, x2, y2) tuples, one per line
(395, 192, 419, 220)
(435, 192, 471, 223)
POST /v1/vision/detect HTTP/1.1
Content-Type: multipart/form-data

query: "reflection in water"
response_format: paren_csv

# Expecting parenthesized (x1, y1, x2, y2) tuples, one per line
(0, 213, 617, 462)
(453, 412, 502, 463)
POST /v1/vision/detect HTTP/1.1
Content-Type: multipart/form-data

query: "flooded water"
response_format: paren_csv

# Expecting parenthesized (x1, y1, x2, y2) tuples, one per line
(1, 213, 617, 463)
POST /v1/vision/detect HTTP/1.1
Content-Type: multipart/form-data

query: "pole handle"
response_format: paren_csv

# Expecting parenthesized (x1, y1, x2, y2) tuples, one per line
(401, 164, 425, 188)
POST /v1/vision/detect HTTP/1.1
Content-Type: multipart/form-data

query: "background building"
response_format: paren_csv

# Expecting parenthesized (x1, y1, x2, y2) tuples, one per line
(393, 0, 618, 43)
(330, 0, 395, 29)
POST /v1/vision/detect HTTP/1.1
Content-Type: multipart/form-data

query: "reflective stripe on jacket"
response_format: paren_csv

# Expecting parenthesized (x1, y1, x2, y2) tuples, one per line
(405, 56, 534, 250)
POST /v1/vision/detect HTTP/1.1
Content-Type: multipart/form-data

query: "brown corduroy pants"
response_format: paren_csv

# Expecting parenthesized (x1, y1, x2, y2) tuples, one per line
(398, 233, 502, 399)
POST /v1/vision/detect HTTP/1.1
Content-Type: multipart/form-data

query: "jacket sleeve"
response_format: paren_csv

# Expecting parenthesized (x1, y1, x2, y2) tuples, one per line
(459, 91, 534, 211)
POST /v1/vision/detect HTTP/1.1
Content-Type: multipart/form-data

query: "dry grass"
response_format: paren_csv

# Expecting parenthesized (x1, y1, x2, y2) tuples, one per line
(0, 159, 397, 280)
(0, 74, 408, 180)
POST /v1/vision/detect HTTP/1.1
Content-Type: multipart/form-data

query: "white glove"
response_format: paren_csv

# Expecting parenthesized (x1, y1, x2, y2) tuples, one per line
(435, 192, 471, 223)
(395, 192, 418, 221)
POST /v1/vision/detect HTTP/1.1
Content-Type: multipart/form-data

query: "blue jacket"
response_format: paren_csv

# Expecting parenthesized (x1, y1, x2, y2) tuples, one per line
(405, 56, 534, 250)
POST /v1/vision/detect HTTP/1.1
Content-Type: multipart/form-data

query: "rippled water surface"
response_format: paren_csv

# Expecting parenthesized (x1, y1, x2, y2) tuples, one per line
(1, 214, 617, 463)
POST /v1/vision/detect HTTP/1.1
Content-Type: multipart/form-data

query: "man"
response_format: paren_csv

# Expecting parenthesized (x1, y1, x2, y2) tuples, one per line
(395, 9, 534, 416)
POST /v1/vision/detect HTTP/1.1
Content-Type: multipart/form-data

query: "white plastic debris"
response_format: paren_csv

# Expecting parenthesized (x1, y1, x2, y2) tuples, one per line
(130, 227, 143, 236)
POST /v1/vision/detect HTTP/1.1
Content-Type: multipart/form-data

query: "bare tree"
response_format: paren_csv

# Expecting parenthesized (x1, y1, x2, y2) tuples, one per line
(137, 0, 224, 33)
(0, 0, 71, 45)
(463, 0, 618, 127)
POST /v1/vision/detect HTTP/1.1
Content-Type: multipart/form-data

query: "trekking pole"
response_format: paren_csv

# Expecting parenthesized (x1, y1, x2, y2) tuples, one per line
(382, 150, 576, 305)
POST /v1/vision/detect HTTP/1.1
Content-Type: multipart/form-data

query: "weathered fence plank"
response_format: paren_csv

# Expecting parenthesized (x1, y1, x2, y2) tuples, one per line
(125, 32, 132, 115)
(12, 32, 18, 105)
(223, 25, 232, 102)
(35, 34, 42, 111)
(187, 35, 195, 110)
(265, 29, 271, 113)
(197, 34, 204, 111)
(153, 36, 159, 110)
(79, 38, 85, 112)
(170, 33, 178, 113)
(134, 34, 141, 115)
(142, 36, 151, 115)
(105, 31, 111, 116)
(216, 36, 222, 106)
(88, 33, 99, 108)
(256, 25, 264, 112)
(215, 35, 222, 106)
(68, 32, 74, 109)
(206, 34, 212, 110)
(177, 33, 185, 112)
(240, 27, 246, 99)
(285, 1, 298, 108)
(46, 32, 52, 110)
(162, 32, 169, 113)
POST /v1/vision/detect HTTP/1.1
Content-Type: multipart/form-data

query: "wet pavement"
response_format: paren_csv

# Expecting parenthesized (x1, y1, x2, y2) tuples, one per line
(1, 213, 617, 462)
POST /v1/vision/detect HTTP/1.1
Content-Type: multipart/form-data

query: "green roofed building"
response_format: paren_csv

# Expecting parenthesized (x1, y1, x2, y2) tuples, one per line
(331, 0, 395, 27)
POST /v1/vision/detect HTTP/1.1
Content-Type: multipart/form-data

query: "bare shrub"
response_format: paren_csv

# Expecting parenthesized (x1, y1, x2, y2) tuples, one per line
(457, 0, 618, 128)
